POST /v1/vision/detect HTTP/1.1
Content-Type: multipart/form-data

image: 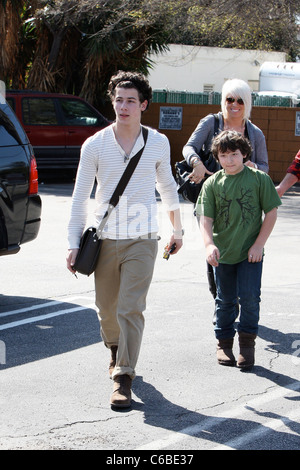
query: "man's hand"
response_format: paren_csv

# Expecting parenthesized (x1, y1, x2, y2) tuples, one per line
(66, 248, 79, 273)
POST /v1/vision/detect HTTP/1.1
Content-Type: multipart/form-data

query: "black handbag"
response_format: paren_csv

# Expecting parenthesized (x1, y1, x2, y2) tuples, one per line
(175, 154, 220, 204)
(73, 126, 148, 276)
(175, 114, 220, 204)
(73, 227, 102, 276)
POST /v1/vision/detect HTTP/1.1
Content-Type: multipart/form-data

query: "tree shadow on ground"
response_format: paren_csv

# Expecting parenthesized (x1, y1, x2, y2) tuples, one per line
(131, 373, 300, 450)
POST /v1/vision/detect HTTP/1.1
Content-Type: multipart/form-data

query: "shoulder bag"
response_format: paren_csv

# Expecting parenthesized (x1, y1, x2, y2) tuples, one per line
(175, 114, 220, 204)
(73, 126, 148, 276)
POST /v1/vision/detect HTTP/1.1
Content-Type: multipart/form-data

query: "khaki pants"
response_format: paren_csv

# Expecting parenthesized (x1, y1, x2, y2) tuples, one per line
(94, 237, 158, 379)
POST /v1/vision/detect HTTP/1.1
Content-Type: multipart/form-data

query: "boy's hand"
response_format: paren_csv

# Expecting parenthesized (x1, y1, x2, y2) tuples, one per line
(206, 244, 220, 267)
(248, 244, 263, 263)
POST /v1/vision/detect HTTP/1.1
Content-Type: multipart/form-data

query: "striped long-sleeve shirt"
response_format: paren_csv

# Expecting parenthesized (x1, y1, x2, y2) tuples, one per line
(68, 124, 180, 248)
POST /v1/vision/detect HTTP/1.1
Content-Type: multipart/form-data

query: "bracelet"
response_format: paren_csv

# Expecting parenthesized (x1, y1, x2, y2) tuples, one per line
(173, 228, 184, 236)
(192, 156, 201, 168)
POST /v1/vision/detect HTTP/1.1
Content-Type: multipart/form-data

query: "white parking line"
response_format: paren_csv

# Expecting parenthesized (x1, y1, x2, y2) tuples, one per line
(136, 381, 300, 450)
(0, 297, 95, 330)
(0, 296, 95, 319)
(0, 305, 94, 330)
(0, 301, 60, 318)
(213, 406, 300, 450)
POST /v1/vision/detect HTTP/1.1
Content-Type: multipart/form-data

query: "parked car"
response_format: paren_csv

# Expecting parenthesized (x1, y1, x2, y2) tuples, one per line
(6, 90, 110, 171)
(0, 94, 41, 256)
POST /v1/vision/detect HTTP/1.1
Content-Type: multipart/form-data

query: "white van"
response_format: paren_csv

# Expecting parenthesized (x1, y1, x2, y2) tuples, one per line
(257, 62, 300, 106)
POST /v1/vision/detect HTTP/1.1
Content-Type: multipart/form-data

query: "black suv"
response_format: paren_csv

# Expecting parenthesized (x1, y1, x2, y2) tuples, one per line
(0, 95, 41, 256)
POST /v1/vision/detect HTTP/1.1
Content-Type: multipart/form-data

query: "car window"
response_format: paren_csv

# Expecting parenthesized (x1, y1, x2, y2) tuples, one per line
(0, 104, 27, 146)
(59, 98, 105, 126)
(6, 97, 15, 111)
(22, 98, 59, 125)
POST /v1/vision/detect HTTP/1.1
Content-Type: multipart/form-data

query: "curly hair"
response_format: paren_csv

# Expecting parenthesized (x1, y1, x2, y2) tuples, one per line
(107, 70, 152, 111)
(211, 130, 252, 162)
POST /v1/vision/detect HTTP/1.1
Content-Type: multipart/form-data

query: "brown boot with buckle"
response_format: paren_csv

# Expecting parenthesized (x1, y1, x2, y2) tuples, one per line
(216, 338, 236, 366)
(110, 374, 132, 408)
(109, 345, 118, 377)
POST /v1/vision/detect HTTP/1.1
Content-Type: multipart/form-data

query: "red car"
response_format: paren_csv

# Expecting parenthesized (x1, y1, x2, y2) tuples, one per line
(6, 90, 110, 171)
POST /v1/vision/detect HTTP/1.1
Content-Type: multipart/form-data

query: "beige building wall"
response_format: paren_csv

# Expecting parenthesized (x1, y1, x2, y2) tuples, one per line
(147, 45, 286, 93)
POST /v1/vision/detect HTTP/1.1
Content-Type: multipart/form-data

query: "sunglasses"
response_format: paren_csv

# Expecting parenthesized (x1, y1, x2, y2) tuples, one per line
(226, 96, 244, 105)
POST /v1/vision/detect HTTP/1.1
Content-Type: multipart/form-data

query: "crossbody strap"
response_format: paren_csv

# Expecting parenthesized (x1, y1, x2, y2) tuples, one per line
(109, 126, 148, 207)
(96, 126, 148, 237)
(213, 113, 220, 136)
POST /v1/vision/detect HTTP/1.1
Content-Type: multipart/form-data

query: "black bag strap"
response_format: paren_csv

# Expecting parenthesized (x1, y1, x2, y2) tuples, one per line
(109, 126, 148, 208)
(96, 126, 148, 236)
(213, 113, 220, 136)
(199, 113, 219, 163)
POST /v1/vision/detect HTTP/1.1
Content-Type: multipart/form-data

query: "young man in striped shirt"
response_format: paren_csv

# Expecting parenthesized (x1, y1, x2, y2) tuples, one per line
(66, 71, 183, 408)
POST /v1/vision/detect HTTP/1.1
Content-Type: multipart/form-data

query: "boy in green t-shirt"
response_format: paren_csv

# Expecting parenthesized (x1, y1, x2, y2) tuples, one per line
(197, 130, 281, 370)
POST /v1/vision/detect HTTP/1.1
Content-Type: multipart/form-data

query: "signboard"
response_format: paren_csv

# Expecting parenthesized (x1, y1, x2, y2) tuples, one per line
(159, 106, 183, 130)
(295, 111, 300, 136)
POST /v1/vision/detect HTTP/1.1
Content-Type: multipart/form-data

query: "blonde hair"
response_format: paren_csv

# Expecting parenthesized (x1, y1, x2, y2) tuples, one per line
(221, 79, 252, 121)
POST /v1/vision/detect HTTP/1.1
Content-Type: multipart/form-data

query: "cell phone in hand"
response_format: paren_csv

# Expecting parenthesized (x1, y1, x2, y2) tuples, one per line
(163, 243, 176, 260)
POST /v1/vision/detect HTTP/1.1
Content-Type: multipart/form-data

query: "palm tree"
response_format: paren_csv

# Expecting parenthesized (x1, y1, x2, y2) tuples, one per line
(0, 0, 24, 86)
(0, 1, 41, 88)
(26, 0, 169, 107)
(3, 0, 299, 106)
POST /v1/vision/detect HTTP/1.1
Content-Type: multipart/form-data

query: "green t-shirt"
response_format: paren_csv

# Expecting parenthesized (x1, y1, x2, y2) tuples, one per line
(196, 166, 282, 264)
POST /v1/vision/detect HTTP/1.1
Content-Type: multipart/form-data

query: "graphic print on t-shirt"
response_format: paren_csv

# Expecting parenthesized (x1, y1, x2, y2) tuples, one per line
(218, 186, 254, 229)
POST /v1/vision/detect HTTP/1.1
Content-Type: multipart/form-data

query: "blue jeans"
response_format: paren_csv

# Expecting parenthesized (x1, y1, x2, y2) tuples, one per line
(213, 258, 263, 339)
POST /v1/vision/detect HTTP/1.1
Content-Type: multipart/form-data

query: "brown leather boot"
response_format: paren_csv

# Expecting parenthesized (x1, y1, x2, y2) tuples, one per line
(110, 374, 132, 408)
(109, 345, 118, 377)
(237, 332, 256, 370)
(216, 338, 236, 366)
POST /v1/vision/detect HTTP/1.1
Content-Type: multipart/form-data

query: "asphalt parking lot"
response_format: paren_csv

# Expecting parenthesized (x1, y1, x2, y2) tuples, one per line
(0, 182, 299, 451)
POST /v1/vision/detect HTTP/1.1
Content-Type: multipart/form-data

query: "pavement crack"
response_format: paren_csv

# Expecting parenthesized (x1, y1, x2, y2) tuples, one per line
(47, 412, 138, 434)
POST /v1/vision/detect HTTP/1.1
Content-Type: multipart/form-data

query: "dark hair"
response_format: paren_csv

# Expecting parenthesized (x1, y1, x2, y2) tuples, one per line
(211, 130, 252, 162)
(107, 70, 152, 111)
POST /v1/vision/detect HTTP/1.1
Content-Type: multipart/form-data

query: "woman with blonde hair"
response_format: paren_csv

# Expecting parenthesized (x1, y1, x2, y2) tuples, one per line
(183, 78, 268, 185)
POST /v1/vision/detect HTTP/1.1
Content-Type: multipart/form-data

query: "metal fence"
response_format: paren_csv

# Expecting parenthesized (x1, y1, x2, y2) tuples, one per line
(152, 90, 300, 107)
